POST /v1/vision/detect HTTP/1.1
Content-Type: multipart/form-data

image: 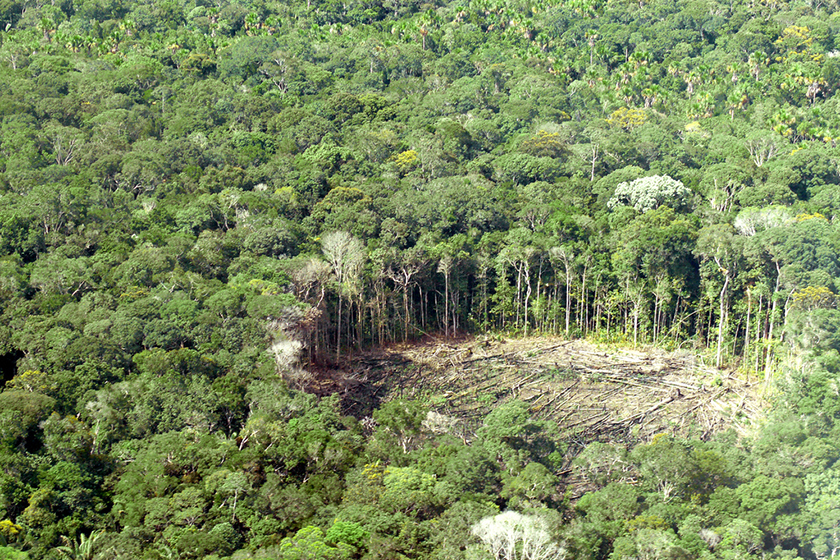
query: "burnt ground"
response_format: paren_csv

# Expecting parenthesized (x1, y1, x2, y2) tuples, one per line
(306, 335, 765, 452)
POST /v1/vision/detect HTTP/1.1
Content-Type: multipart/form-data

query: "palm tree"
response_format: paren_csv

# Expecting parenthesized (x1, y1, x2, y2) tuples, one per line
(54, 531, 104, 560)
(38, 17, 55, 42)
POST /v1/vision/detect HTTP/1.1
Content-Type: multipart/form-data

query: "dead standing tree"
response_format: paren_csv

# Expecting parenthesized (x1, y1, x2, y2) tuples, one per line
(322, 231, 366, 363)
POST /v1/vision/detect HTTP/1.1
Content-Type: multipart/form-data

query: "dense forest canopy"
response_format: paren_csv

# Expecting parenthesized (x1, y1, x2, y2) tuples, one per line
(2, 0, 840, 557)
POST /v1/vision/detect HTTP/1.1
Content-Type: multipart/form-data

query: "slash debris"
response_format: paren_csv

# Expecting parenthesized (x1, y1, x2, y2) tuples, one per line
(319, 336, 763, 448)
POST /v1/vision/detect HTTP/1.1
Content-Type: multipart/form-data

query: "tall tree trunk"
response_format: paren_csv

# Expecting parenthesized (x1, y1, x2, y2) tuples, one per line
(706, 296, 715, 349)
(716, 273, 730, 368)
(744, 288, 751, 375)
(523, 261, 532, 337)
(515, 261, 523, 329)
(336, 295, 342, 362)
(356, 294, 364, 350)
(451, 288, 459, 335)
(653, 294, 660, 344)
(550, 247, 574, 338)
(765, 265, 781, 386)
(672, 295, 681, 343)
(579, 259, 588, 335)
(755, 293, 763, 374)
(444, 277, 449, 337)
(438, 256, 455, 337)
(404, 286, 410, 342)
(420, 285, 426, 331)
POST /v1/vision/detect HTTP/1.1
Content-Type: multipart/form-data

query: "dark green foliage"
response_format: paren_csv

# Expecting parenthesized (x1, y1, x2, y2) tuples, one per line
(0, 391, 55, 449)
(1, 0, 840, 557)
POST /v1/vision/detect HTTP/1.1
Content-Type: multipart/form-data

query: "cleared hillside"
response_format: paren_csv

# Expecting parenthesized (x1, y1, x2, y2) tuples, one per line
(322, 337, 764, 449)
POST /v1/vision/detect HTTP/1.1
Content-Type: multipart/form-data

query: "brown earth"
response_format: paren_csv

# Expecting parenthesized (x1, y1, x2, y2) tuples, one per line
(310, 335, 765, 453)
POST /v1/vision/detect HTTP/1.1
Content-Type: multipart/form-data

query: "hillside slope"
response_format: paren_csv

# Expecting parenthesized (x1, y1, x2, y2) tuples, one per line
(330, 337, 763, 445)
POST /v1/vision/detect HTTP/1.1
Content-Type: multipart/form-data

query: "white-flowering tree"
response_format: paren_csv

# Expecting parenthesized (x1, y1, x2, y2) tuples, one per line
(732, 206, 792, 236)
(607, 175, 693, 213)
(471, 511, 566, 560)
